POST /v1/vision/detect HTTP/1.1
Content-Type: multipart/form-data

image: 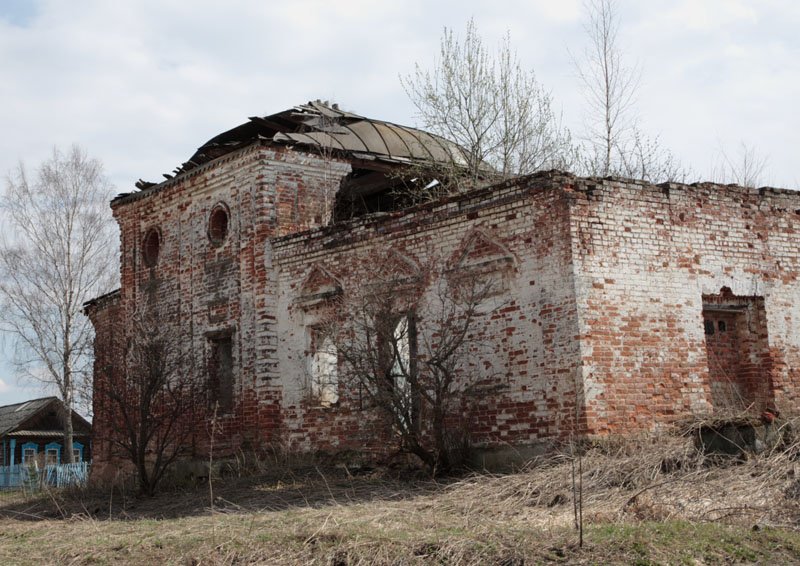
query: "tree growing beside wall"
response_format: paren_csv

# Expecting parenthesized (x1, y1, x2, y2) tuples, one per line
(573, 0, 687, 182)
(323, 252, 503, 474)
(94, 309, 208, 496)
(0, 145, 116, 463)
(712, 142, 769, 189)
(401, 18, 573, 184)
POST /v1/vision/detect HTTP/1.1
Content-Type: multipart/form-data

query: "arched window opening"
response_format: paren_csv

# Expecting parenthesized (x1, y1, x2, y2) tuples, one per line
(142, 228, 161, 267)
(208, 204, 230, 246)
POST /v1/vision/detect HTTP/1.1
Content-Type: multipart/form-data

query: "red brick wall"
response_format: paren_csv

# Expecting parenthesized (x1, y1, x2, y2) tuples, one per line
(89, 143, 800, 463)
(704, 311, 744, 407)
(85, 291, 122, 478)
(567, 178, 800, 433)
(94, 143, 351, 456)
(273, 174, 584, 451)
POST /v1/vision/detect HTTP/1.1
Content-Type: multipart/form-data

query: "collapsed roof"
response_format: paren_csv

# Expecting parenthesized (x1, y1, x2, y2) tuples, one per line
(129, 101, 492, 219)
(144, 100, 473, 185)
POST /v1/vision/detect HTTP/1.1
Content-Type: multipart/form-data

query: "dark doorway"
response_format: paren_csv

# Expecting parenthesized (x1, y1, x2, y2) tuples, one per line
(702, 288, 773, 412)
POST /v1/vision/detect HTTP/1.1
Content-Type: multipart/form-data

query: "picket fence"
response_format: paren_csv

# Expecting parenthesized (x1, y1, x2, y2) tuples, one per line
(0, 461, 90, 491)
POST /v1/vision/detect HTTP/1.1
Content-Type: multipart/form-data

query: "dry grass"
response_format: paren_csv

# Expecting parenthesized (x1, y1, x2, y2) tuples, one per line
(2, 428, 800, 564)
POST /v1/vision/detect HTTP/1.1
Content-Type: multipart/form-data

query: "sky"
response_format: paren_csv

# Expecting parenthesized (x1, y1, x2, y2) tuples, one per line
(0, 0, 798, 405)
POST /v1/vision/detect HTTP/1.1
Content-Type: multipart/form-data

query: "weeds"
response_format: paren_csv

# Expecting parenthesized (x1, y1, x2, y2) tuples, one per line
(3, 423, 800, 564)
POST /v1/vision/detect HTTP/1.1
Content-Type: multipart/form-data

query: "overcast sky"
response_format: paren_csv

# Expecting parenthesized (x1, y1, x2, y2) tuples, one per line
(0, 0, 798, 405)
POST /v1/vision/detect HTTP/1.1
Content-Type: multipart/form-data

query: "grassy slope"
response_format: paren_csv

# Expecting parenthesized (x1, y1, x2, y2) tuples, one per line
(2, 503, 799, 565)
(3, 436, 800, 565)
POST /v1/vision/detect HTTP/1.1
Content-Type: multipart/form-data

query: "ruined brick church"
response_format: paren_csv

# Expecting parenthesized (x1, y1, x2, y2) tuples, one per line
(86, 101, 800, 466)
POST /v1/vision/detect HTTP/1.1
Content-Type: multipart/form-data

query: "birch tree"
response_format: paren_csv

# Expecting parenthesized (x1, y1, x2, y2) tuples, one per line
(0, 145, 116, 463)
(574, 0, 687, 182)
(402, 19, 573, 183)
(574, 0, 638, 176)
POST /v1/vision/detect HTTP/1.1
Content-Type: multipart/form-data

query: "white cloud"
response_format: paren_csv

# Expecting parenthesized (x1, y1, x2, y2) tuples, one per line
(0, 369, 56, 405)
(0, 0, 796, 196)
(659, 0, 758, 31)
(0, 0, 797, 398)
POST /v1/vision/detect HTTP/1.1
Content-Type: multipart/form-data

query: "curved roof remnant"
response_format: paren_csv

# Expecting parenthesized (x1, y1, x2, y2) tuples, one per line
(158, 100, 475, 182)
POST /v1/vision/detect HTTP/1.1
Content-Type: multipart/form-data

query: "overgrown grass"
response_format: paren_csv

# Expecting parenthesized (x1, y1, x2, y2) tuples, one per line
(2, 510, 799, 564)
(2, 429, 800, 564)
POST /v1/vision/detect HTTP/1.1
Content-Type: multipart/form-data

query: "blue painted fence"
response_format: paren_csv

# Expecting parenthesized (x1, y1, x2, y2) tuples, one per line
(0, 462, 90, 490)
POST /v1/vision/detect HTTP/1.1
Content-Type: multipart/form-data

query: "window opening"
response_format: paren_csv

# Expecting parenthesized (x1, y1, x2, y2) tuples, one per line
(208, 204, 230, 246)
(208, 335, 234, 413)
(388, 315, 417, 431)
(142, 228, 161, 267)
(73, 442, 84, 463)
(392, 317, 411, 399)
(22, 446, 36, 465)
(309, 332, 339, 406)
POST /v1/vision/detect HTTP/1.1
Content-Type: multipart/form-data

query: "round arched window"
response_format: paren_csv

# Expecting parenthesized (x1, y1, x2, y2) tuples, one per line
(208, 203, 230, 247)
(142, 227, 161, 267)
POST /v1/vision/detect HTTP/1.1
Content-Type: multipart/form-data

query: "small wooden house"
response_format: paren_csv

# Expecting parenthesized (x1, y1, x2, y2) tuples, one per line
(0, 397, 91, 468)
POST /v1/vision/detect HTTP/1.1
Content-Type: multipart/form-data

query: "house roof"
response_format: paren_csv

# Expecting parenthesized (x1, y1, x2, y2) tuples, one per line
(0, 397, 58, 437)
(0, 397, 91, 437)
(131, 100, 479, 191)
(7, 430, 90, 438)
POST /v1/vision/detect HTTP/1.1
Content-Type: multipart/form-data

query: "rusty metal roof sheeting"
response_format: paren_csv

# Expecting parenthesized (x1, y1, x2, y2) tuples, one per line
(161, 100, 473, 181)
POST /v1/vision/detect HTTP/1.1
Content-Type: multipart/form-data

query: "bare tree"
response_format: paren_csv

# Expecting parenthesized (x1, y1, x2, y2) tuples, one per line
(712, 142, 769, 188)
(402, 19, 573, 183)
(574, 0, 638, 176)
(0, 145, 116, 463)
(94, 309, 209, 496)
(324, 253, 502, 474)
(617, 129, 690, 183)
(295, 100, 343, 225)
(574, 0, 688, 183)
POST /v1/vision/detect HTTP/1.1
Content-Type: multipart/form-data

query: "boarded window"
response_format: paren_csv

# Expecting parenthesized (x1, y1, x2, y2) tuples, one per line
(208, 336, 234, 413)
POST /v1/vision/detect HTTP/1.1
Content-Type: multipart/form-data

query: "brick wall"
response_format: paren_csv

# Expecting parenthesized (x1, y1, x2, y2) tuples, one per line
(85, 290, 121, 478)
(95, 143, 351, 455)
(88, 140, 800, 463)
(272, 174, 584, 452)
(567, 178, 800, 433)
